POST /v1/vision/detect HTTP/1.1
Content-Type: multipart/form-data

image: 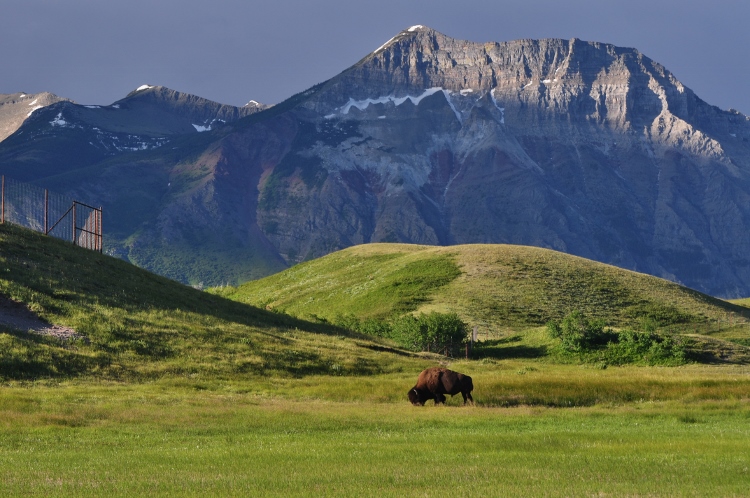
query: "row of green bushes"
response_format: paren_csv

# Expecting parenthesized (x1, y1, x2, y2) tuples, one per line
(333, 308, 687, 365)
(334, 312, 469, 356)
(546, 310, 686, 366)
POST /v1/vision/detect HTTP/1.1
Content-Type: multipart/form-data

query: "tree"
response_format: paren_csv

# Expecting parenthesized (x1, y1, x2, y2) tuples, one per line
(391, 312, 468, 355)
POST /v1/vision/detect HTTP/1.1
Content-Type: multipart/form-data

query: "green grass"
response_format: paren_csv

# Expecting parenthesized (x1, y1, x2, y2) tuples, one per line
(215, 246, 462, 320)
(1, 379, 749, 497)
(3, 224, 750, 495)
(224, 244, 750, 326)
(220, 243, 750, 360)
(0, 223, 421, 381)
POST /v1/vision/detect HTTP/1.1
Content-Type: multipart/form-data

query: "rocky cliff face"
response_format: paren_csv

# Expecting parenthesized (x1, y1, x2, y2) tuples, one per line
(0, 92, 69, 142)
(243, 26, 750, 296)
(3, 27, 750, 296)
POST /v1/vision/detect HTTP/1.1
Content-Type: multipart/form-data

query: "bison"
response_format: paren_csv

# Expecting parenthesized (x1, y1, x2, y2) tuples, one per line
(408, 367, 474, 406)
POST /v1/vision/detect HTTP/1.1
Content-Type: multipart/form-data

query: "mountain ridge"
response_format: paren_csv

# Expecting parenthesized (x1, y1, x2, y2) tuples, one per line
(0, 91, 71, 142)
(2, 26, 750, 296)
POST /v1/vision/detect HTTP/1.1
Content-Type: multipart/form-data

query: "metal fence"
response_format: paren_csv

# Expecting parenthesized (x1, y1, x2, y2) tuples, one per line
(1, 175, 102, 252)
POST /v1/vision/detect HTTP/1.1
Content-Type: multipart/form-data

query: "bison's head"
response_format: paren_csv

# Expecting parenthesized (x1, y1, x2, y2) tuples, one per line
(408, 387, 425, 406)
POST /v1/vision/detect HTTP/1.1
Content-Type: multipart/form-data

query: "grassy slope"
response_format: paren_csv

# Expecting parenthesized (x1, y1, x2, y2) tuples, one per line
(0, 223, 421, 381)
(223, 243, 748, 326)
(221, 243, 750, 360)
(2, 226, 750, 495)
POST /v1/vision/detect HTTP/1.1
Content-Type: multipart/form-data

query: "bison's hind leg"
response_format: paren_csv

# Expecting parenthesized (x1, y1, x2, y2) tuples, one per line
(462, 392, 474, 405)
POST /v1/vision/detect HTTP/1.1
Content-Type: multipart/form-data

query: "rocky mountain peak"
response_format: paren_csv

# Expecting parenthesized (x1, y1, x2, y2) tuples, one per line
(110, 84, 267, 131)
(311, 26, 720, 139)
(0, 91, 71, 142)
(119, 85, 215, 107)
(3, 28, 750, 296)
(244, 99, 271, 111)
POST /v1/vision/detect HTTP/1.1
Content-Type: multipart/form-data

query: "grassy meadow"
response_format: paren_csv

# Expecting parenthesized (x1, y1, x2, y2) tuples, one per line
(1, 374, 749, 496)
(2, 224, 750, 496)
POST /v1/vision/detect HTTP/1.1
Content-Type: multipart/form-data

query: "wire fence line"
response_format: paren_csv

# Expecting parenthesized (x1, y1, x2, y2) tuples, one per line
(1, 175, 102, 252)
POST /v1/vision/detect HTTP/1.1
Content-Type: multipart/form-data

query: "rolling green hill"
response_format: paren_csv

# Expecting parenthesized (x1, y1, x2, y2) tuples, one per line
(4, 222, 749, 383)
(0, 224, 419, 381)
(220, 243, 750, 359)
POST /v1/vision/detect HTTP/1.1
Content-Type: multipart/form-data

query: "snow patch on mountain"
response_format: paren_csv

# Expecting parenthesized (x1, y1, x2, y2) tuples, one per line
(192, 118, 226, 132)
(373, 25, 425, 53)
(374, 35, 398, 53)
(50, 112, 68, 127)
(136, 85, 154, 92)
(490, 88, 505, 124)
(88, 129, 169, 153)
(335, 87, 462, 121)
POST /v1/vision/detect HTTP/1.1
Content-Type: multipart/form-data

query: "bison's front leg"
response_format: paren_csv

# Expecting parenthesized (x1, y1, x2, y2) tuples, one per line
(435, 393, 446, 405)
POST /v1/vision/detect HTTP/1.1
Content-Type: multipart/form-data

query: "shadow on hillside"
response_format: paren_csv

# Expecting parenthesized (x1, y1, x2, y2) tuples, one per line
(213, 299, 381, 341)
(473, 338, 548, 360)
(0, 326, 109, 380)
(682, 335, 750, 365)
(357, 343, 417, 357)
(0, 223, 377, 340)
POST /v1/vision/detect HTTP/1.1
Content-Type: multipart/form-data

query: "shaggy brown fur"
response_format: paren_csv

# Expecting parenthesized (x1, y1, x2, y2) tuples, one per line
(407, 367, 474, 406)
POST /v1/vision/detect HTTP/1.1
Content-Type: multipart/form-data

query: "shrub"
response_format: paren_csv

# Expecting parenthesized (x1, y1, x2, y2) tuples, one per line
(547, 310, 686, 365)
(359, 318, 391, 337)
(604, 329, 686, 366)
(546, 310, 615, 352)
(334, 312, 469, 356)
(390, 312, 468, 355)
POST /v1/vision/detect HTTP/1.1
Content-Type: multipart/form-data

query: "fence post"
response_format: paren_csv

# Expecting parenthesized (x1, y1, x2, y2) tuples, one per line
(99, 206, 103, 253)
(1, 175, 4, 224)
(72, 201, 76, 244)
(44, 189, 48, 234)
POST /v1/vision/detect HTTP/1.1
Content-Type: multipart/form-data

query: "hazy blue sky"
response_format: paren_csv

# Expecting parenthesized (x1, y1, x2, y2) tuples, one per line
(3, 0, 748, 114)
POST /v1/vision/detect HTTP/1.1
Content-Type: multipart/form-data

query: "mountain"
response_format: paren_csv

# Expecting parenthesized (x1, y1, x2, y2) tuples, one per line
(0, 85, 267, 182)
(0, 91, 70, 142)
(2, 26, 750, 296)
(0, 86, 279, 283)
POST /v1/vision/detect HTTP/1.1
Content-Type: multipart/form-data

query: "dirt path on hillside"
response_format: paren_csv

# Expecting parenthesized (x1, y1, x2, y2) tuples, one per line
(0, 293, 83, 340)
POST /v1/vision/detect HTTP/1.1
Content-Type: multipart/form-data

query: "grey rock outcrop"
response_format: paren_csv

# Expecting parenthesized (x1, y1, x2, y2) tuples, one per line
(0, 92, 69, 142)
